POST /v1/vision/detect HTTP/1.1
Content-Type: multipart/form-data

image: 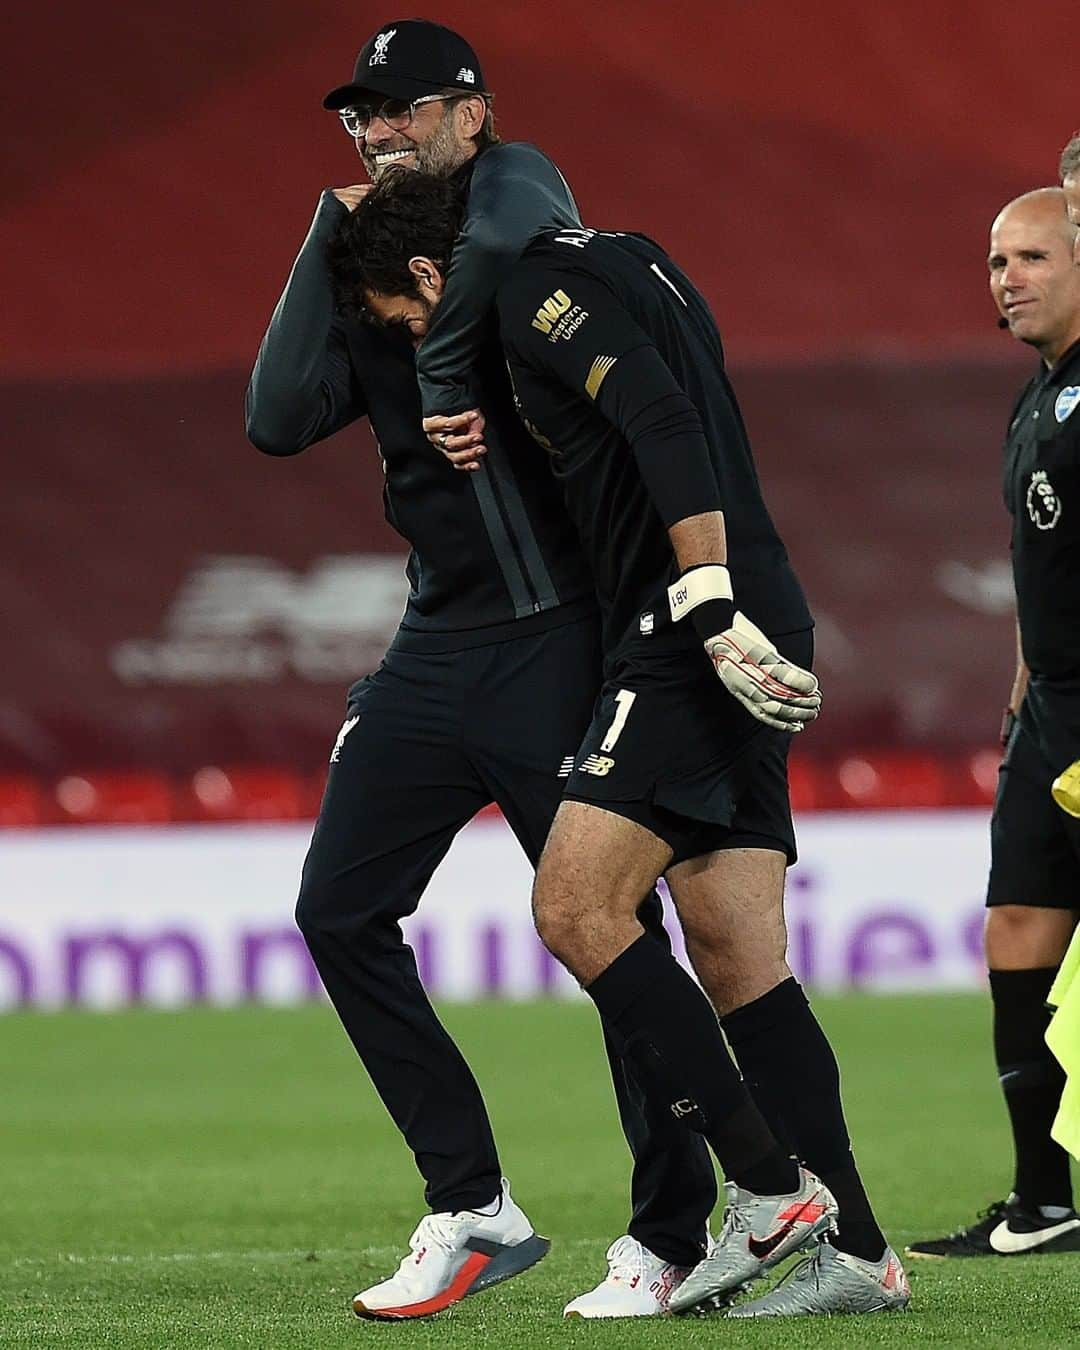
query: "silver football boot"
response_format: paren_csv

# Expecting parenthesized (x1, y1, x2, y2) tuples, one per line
(668, 1168, 837, 1313)
(727, 1239, 910, 1318)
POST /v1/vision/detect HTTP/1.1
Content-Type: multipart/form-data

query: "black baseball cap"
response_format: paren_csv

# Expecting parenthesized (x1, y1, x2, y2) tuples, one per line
(323, 19, 489, 110)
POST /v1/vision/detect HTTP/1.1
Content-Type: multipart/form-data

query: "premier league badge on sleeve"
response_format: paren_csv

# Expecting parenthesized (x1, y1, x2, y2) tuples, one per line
(1054, 386, 1080, 423)
(1027, 470, 1062, 530)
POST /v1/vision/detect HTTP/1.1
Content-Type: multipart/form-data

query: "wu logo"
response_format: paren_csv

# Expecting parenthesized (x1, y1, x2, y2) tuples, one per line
(531, 289, 572, 334)
(369, 29, 397, 65)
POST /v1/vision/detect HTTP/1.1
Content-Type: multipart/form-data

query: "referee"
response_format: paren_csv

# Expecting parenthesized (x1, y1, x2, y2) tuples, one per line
(909, 188, 1080, 1259)
(335, 174, 909, 1320)
(246, 18, 715, 1320)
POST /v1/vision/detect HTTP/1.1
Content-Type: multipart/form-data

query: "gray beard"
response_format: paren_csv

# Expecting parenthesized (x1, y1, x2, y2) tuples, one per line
(363, 108, 469, 181)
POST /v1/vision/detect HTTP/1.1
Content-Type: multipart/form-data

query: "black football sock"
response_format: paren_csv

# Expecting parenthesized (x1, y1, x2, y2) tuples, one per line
(722, 977, 887, 1262)
(587, 935, 798, 1195)
(989, 966, 1073, 1210)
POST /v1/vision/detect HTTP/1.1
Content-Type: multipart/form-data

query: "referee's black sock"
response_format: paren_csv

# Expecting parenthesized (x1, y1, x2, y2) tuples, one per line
(721, 978, 887, 1263)
(989, 966, 1073, 1210)
(587, 935, 798, 1195)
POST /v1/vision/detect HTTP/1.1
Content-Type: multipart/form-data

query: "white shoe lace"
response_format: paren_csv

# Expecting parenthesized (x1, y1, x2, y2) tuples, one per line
(604, 1235, 646, 1285)
(391, 1211, 468, 1277)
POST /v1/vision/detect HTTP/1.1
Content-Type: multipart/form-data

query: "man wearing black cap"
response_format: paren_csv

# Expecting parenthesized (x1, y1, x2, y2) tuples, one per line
(322, 19, 571, 461)
(246, 17, 716, 1324)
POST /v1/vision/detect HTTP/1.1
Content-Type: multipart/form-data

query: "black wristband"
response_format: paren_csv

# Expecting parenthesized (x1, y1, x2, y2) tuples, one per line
(690, 598, 736, 644)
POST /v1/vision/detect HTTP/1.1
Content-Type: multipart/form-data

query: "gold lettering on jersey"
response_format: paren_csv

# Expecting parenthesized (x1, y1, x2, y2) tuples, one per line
(585, 355, 618, 400)
(531, 289, 573, 334)
(523, 416, 558, 459)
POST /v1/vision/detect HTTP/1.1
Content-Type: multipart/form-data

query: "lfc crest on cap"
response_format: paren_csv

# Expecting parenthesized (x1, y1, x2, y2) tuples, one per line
(369, 29, 397, 65)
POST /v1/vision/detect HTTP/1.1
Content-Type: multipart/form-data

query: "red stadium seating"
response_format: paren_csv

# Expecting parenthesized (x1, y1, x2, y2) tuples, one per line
(0, 777, 48, 827)
(183, 765, 312, 822)
(788, 757, 829, 812)
(833, 752, 951, 810)
(0, 753, 1006, 829)
(52, 772, 176, 825)
(961, 748, 1002, 807)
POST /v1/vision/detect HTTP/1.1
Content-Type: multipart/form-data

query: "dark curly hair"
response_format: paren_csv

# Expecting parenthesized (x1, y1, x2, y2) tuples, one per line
(327, 170, 467, 317)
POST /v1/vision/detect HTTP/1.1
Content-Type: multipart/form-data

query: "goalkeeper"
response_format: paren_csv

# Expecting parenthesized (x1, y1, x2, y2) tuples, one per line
(334, 175, 908, 1320)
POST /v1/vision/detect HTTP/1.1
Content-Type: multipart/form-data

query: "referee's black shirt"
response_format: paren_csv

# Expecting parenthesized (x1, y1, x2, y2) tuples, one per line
(495, 228, 812, 672)
(1004, 337, 1080, 679)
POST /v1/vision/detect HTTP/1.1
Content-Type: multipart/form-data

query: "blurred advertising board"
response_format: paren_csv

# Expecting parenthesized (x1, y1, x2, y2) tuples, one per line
(0, 811, 991, 1010)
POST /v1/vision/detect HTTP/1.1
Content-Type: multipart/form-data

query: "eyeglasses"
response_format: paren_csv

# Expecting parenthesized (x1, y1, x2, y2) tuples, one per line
(337, 94, 454, 138)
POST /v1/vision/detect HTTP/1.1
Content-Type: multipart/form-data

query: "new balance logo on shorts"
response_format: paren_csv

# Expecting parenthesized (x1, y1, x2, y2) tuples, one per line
(557, 756, 576, 779)
(579, 754, 615, 777)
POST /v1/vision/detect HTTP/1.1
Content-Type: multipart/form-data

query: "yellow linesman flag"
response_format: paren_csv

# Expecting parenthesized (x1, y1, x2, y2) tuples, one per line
(1047, 930, 1080, 1159)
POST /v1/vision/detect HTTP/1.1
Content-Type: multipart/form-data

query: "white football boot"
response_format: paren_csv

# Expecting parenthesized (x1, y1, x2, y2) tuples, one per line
(352, 1178, 549, 1320)
(563, 1235, 694, 1318)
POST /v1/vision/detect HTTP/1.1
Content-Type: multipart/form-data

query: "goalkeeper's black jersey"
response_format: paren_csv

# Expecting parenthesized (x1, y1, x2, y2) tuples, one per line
(495, 227, 812, 672)
(245, 177, 594, 649)
(1004, 337, 1080, 680)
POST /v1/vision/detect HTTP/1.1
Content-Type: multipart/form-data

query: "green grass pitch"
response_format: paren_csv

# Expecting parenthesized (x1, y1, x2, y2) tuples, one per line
(2, 995, 1077, 1348)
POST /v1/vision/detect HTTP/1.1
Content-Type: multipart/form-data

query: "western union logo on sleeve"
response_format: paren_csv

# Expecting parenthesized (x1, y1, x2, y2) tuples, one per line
(585, 355, 618, 400)
(531, 290, 573, 334)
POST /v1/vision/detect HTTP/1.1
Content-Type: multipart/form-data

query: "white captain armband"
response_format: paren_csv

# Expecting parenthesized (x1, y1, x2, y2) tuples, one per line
(667, 564, 735, 639)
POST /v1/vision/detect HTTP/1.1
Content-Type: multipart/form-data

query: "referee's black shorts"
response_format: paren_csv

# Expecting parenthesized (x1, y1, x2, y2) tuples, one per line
(987, 711, 1080, 910)
(562, 628, 812, 866)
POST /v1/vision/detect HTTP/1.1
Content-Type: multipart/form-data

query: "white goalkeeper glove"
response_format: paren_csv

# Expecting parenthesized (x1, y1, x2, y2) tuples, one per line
(668, 564, 821, 733)
(705, 612, 821, 732)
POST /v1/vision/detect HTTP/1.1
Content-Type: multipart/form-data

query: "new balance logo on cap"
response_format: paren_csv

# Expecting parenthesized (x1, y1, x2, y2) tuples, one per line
(369, 30, 397, 65)
(457, 67, 476, 83)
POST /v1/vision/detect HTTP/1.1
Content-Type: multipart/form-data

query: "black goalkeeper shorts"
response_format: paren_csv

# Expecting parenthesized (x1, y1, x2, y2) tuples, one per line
(562, 629, 812, 866)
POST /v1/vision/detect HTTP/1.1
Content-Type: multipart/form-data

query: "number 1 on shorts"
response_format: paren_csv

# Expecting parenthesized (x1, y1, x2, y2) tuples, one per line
(600, 689, 637, 753)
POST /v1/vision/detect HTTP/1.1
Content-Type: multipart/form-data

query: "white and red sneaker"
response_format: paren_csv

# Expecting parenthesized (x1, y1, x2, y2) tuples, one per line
(352, 1178, 549, 1320)
(563, 1235, 693, 1318)
(668, 1168, 838, 1314)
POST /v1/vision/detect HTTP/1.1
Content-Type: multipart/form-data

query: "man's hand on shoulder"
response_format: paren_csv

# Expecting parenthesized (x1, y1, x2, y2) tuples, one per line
(423, 410, 488, 471)
(332, 184, 373, 211)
